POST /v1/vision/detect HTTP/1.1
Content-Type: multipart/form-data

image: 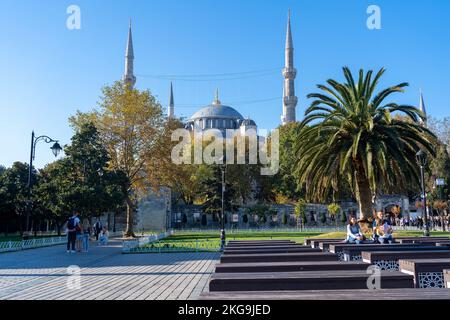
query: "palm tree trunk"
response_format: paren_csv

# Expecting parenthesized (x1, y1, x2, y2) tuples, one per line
(354, 170, 374, 220)
(124, 196, 135, 238)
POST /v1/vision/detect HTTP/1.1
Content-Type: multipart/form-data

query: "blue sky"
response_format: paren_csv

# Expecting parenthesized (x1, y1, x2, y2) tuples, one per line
(1, 0, 449, 168)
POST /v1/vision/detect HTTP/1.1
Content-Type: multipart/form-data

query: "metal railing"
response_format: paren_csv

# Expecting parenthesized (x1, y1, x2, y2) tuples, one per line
(0, 236, 67, 253)
(122, 231, 173, 253)
(127, 239, 221, 254)
(172, 227, 347, 233)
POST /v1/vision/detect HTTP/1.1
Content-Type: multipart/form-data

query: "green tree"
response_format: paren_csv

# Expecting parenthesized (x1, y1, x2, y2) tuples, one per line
(296, 67, 436, 219)
(70, 81, 165, 237)
(295, 199, 307, 228)
(328, 203, 341, 227)
(0, 162, 32, 234)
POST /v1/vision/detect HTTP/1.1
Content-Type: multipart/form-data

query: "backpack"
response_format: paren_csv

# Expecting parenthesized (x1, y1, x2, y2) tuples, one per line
(67, 217, 77, 231)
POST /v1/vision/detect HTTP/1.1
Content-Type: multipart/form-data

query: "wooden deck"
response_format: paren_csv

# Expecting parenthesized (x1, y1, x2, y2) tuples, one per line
(0, 239, 219, 300)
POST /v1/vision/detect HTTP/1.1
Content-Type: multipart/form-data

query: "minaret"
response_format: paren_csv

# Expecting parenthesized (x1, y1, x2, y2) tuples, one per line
(168, 82, 175, 118)
(281, 10, 298, 125)
(419, 89, 427, 126)
(123, 20, 136, 89)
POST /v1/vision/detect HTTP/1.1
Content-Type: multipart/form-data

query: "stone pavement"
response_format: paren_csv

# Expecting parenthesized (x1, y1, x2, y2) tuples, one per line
(0, 239, 219, 300)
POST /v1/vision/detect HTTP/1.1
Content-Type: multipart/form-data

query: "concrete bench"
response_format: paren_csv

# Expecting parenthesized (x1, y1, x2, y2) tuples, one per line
(199, 288, 450, 300)
(444, 269, 450, 289)
(224, 247, 320, 255)
(220, 252, 338, 263)
(361, 250, 450, 270)
(209, 270, 414, 292)
(215, 261, 370, 273)
(399, 258, 450, 288)
(329, 243, 423, 261)
(342, 245, 449, 262)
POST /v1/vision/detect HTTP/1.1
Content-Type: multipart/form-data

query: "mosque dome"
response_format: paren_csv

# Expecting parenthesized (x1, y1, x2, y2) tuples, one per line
(190, 104, 244, 121)
(186, 90, 249, 133)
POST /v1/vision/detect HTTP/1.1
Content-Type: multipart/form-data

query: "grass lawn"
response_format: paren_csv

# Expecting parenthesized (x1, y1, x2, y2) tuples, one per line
(165, 230, 450, 244)
(128, 230, 450, 253)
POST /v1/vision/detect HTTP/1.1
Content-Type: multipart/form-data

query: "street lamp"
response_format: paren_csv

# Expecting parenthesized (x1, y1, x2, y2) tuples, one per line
(416, 150, 430, 237)
(220, 156, 227, 251)
(26, 131, 62, 236)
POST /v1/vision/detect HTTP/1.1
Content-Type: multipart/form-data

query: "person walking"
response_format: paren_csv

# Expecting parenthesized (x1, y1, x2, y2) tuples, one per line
(66, 212, 80, 253)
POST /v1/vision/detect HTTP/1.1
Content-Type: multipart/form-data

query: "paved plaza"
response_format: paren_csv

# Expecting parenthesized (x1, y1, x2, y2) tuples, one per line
(0, 240, 219, 300)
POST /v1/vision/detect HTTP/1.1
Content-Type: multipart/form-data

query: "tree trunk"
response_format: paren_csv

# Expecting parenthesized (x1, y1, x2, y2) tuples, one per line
(113, 209, 117, 232)
(56, 221, 61, 236)
(124, 196, 135, 238)
(354, 168, 374, 220)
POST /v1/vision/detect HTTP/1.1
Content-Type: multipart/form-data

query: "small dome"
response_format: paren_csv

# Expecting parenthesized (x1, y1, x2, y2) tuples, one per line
(240, 118, 257, 127)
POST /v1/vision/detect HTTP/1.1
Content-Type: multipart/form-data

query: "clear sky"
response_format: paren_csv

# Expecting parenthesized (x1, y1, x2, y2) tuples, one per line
(1, 0, 449, 169)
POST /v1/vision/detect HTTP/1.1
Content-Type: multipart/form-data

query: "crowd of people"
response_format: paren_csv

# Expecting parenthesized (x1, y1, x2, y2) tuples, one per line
(66, 212, 110, 253)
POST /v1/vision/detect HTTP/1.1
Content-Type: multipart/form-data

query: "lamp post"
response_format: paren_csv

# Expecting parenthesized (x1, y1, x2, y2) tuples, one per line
(26, 131, 62, 236)
(220, 156, 227, 251)
(416, 150, 430, 237)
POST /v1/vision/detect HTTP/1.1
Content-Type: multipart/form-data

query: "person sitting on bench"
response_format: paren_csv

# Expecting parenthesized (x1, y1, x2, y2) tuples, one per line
(375, 214, 394, 244)
(345, 216, 365, 244)
(372, 211, 384, 243)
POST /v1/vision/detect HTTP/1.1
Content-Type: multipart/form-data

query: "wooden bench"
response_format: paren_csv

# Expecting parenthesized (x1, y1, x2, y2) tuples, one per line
(328, 243, 423, 261)
(309, 239, 344, 249)
(226, 242, 297, 248)
(435, 241, 450, 247)
(199, 288, 450, 300)
(342, 245, 448, 262)
(304, 238, 342, 247)
(224, 247, 320, 255)
(444, 269, 450, 289)
(397, 237, 449, 244)
(220, 252, 338, 263)
(361, 250, 450, 270)
(215, 261, 369, 273)
(399, 258, 450, 288)
(208, 270, 414, 292)
(224, 244, 307, 251)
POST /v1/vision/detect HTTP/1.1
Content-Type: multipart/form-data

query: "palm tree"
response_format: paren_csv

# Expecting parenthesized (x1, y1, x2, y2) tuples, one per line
(295, 67, 436, 220)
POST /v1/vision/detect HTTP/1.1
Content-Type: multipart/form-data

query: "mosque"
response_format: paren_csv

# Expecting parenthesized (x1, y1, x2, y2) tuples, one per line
(121, 11, 298, 132)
